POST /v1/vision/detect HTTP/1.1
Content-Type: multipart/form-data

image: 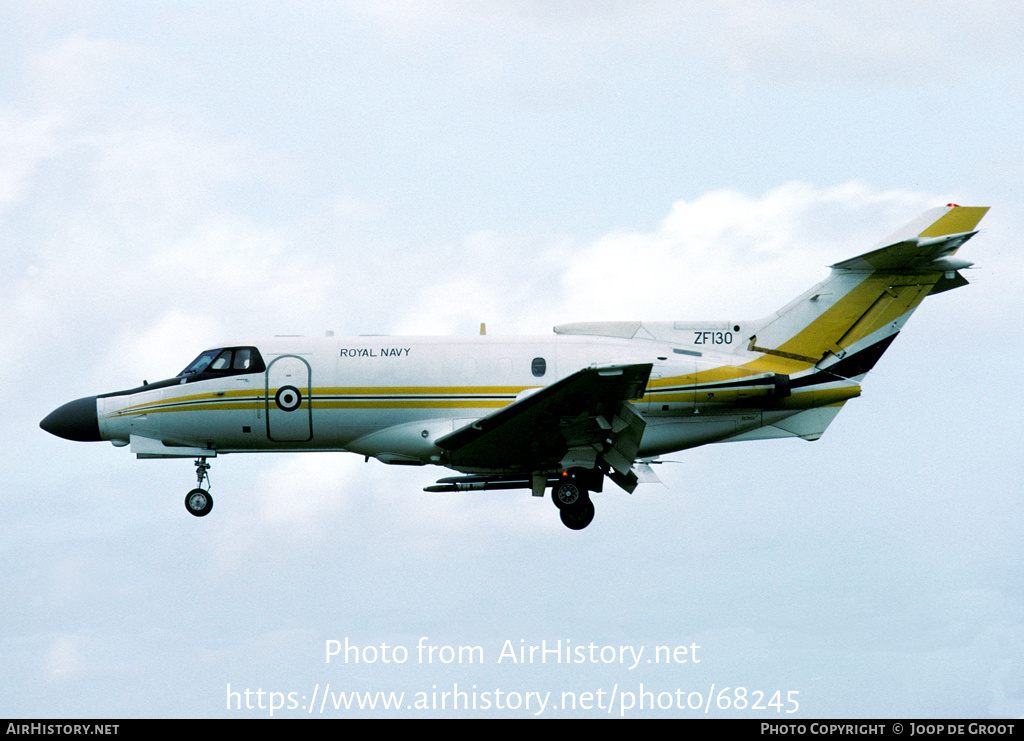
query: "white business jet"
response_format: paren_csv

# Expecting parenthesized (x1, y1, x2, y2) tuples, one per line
(41, 205, 988, 529)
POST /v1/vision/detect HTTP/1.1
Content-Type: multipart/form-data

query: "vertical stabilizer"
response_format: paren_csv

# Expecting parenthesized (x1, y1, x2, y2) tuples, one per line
(742, 205, 988, 377)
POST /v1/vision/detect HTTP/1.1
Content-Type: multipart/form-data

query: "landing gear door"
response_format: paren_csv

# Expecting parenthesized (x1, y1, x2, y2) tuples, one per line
(266, 355, 313, 443)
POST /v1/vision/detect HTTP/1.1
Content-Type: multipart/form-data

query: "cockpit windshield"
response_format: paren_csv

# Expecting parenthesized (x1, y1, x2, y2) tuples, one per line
(178, 347, 266, 380)
(180, 350, 219, 377)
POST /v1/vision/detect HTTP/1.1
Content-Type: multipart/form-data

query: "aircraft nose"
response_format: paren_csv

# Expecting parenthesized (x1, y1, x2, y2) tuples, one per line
(40, 396, 101, 442)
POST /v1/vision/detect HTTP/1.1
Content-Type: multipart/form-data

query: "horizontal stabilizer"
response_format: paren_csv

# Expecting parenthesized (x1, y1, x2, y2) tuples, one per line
(830, 231, 979, 272)
(831, 206, 987, 272)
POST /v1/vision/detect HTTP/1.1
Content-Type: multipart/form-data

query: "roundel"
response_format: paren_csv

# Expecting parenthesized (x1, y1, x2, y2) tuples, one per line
(274, 385, 303, 412)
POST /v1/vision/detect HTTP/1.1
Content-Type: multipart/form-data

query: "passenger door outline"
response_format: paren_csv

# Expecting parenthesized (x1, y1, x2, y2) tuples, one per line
(265, 354, 313, 443)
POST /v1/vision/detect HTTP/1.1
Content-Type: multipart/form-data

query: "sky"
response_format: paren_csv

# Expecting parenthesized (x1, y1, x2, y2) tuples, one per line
(2, 0, 1023, 719)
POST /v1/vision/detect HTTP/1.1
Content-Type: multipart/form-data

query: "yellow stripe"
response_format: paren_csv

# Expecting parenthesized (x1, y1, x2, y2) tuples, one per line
(647, 365, 769, 389)
(142, 402, 263, 414)
(111, 389, 260, 416)
(313, 385, 532, 396)
(316, 399, 510, 410)
(108, 389, 520, 419)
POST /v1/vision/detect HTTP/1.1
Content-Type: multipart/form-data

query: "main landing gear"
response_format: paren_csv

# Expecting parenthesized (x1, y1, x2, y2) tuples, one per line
(551, 472, 597, 531)
(185, 457, 213, 517)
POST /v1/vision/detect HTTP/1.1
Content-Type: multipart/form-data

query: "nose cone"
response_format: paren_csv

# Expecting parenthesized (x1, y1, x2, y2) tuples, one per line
(40, 396, 101, 442)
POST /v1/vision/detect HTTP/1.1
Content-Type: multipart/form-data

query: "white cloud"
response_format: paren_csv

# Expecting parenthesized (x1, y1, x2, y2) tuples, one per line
(101, 309, 223, 386)
(88, 126, 247, 221)
(252, 453, 358, 527)
(0, 110, 63, 209)
(26, 30, 142, 109)
(559, 181, 934, 321)
(393, 230, 569, 335)
(43, 634, 85, 677)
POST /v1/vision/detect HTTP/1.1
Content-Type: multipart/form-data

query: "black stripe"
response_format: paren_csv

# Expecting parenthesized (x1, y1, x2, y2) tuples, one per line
(791, 333, 899, 389)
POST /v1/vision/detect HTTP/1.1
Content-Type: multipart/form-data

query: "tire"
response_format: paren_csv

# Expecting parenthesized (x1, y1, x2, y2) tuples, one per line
(185, 488, 213, 517)
(559, 498, 595, 530)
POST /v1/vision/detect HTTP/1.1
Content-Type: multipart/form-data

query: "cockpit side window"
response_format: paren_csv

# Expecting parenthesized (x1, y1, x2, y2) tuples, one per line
(210, 350, 233, 371)
(233, 348, 254, 370)
(179, 346, 266, 381)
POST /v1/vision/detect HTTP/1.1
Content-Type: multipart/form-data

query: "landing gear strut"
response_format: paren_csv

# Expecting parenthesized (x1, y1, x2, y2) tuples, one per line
(551, 472, 596, 530)
(185, 457, 213, 517)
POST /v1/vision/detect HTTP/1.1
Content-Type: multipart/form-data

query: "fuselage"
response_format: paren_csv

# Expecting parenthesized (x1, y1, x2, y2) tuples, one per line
(81, 330, 852, 472)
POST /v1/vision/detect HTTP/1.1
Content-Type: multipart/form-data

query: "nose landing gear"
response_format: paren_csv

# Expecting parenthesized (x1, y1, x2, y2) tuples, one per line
(185, 457, 213, 517)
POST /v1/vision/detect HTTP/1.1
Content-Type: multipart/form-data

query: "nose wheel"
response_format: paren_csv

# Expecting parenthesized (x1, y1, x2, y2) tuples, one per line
(185, 487, 213, 517)
(185, 458, 213, 517)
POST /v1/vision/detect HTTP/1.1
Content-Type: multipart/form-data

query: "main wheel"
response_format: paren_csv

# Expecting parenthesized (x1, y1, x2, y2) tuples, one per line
(551, 480, 583, 510)
(559, 498, 595, 530)
(185, 488, 213, 517)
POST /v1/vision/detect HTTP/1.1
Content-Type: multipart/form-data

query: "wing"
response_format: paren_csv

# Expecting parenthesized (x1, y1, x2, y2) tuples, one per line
(435, 363, 652, 489)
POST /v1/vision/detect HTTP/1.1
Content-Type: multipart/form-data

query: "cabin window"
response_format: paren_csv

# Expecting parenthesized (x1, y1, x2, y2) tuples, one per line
(531, 357, 547, 377)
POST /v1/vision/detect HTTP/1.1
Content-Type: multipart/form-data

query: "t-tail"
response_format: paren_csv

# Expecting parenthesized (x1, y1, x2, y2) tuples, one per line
(706, 204, 988, 445)
(741, 204, 988, 380)
(555, 205, 988, 445)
